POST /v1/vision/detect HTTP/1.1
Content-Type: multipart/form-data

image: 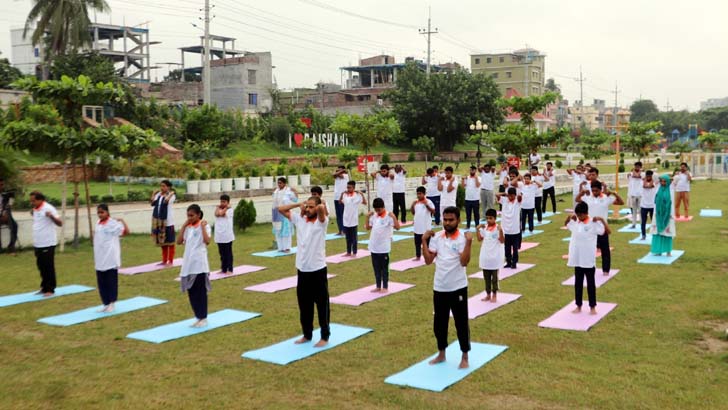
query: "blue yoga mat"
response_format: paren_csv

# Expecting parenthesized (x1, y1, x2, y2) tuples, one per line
(0, 285, 94, 308)
(542, 211, 562, 218)
(252, 248, 298, 257)
(534, 220, 552, 226)
(399, 226, 417, 233)
(127, 309, 260, 343)
(37, 296, 167, 326)
(325, 232, 364, 241)
(562, 237, 571, 242)
(385, 342, 508, 392)
(700, 209, 722, 217)
(637, 250, 684, 265)
(359, 235, 411, 245)
(618, 225, 642, 233)
(521, 230, 544, 238)
(619, 208, 631, 215)
(629, 235, 652, 245)
(242, 323, 372, 365)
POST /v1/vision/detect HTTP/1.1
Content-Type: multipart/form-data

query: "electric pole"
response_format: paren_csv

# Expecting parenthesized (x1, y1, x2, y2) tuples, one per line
(419, 7, 438, 76)
(578, 66, 586, 107)
(203, 0, 211, 105)
(612, 82, 621, 201)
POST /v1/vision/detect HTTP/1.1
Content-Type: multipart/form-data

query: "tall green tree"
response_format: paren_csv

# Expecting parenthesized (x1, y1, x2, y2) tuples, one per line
(580, 131, 611, 160)
(623, 120, 662, 160)
(629, 99, 659, 123)
(51, 51, 118, 84)
(0, 52, 23, 88)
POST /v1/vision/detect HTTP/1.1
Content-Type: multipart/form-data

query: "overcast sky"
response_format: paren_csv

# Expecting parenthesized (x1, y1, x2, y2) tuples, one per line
(1, 0, 726, 111)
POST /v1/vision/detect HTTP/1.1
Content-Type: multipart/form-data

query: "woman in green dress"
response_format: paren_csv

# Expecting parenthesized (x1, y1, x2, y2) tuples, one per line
(650, 174, 675, 256)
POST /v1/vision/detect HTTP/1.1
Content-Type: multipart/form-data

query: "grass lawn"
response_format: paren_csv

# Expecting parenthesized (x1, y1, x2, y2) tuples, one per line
(21, 182, 186, 202)
(1, 182, 727, 409)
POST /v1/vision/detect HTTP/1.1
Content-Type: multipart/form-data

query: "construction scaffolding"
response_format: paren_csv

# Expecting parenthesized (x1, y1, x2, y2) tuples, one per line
(91, 23, 160, 83)
(179, 35, 246, 82)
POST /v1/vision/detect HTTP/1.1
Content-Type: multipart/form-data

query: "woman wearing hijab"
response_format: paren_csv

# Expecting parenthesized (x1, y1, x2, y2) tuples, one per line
(650, 174, 676, 257)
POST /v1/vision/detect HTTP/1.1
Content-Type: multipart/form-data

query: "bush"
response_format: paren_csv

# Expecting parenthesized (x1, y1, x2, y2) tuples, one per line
(311, 169, 334, 186)
(656, 158, 661, 164)
(381, 152, 391, 164)
(555, 159, 563, 169)
(89, 195, 100, 204)
(619, 158, 624, 165)
(544, 153, 550, 160)
(234, 199, 257, 231)
(407, 152, 416, 162)
(579, 159, 584, 165)
(456, 184, 465, 210)
(269, 117, 292, 145)
(114, 193, 127, 203)
(276, 164, 287, 176)
(337, 148, 360, 164)
(663, 160, 670, 169)
(126, 190, 147, 202)
(618, 164, 625, 172)
(102, 194, 114, 203)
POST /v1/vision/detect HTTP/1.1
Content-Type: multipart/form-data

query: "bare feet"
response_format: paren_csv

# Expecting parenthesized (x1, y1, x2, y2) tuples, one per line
(481, 294, 491, 302)
(381, 288, 388, 293)
(428, 351, 446, 365)
(191, 319, 208, 328)
(370, 288, 381, 293)
(413, 257, 421, 261)
(459, 353, 469, 369)
(667, 252, 672, 257)
(603, 271, 610, 276)
(344, 253, 351, 257)
(589, 307, 597, 315)
(97, 305, 108, 313)
(106, 303, 115, 313)
(491, 294, 497, 303)
(42, 292, 54, 297)
(572, 306, 582, 314)
(294, 336, 311, 344)
(314, 339, 328, 348)
(281, 249, 290, 253)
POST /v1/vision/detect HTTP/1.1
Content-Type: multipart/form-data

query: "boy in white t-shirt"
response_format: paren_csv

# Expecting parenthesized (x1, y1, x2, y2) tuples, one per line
(410, 186, 435, 261)
(542, 162, 556, 214)
(365, 198, 401, 292)
(340, 180, 367, 256)
(476, 209, 504, 303)
(463, 166, 481, 229)
(332, 165, 349, 235)
(496, 187, 522, 269)
(372, 164, 394, 212)
(673, 162, 692, 218)
(627, 161, 644, 228)
(438, 166, 459, 222)
(530, 166, 545, 222)
(520, 173, 541, 233)
(422, 167, 441, 225)
(478, 163, 496, 216)
(29, 191, 63, 296)
(214, 194, 235, 274)
(93, 203, 129, 313)
(640, 171, 657, 240)
(576, 180, 624, 276)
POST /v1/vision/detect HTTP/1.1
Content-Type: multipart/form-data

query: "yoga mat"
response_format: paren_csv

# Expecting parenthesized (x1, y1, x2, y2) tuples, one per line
(560, 226, 568, 230)
(637, 250, 684, 265)
(0, 285, 94, 308)
(241, 323, 372, 365)
(564, 208, 574, 213)
(398, 226, 417, 233)
(174, 265, 266, 282)
(358, 234, 411, 245)
(244, 274, 336, 293)
(561, 269, 620, 288)
(534, 220, 552, 226)
(561, 247, 613, 260)
(384, 342, 508, 392)
(700, 209, 722, 218)
(37, 296, 167, 327)
(629, 235, 652, 245)
(251, 248, 298, 258)
(126, 309, 261, 343)
(542, 211, 562, 217)
(469, 263, 535, 281)
(325, 232, 364, 241)
(519, 242, 539, 251)
(538, 301, 618, 331)
(562, 237, 571, 242)
(390, 257, 427, 272)
(675, 216, 693, 222)
(458, 292, 521, 319)
(331, 282, 415, 306)
(326, 250, 371, 264)
(399, 221, 414, 227)
(521, 230, 544, 238)
(619, 208, 631, 215)
(119, 259, 182, 275)
(618, 225, 642, 233)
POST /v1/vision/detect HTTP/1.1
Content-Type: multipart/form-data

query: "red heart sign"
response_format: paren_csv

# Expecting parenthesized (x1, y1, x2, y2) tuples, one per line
(294, 133, 304, 147)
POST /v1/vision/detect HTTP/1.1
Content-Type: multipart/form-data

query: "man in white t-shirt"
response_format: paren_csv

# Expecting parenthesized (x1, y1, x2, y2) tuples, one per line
(496, 187, 523, 269)
(422, 167, 441, 225)
(332, 165, 349, 235)
(640, 170, 657, 240)
(372, 164, 395, 212)
(627, 161, 644, 228)
(478, 163, 495, 216)
(576, 180, 624, 276)
(673, 162, 692, 218)
(29, 191, 63, 296)
(542, 161, 556, 214)
(365, 198, 400, 292)
(438, 166, 458, 222)
(392, 164, 408, 223)
(463, 166, 481, 229)
(278, 197, 331, 347)
(422, 205, 473, 369)
(410, 186, 435, 261)
(340, 180, 367, 256)
(530, 166, 544, 222)
(529, 149, 541, 167)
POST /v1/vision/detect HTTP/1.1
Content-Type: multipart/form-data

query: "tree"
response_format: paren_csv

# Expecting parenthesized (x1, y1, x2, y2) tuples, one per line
(412, 135, 435, 164)
(698, 132, 723, 152)
(698, 107, 728, 131)
(51, 51, 118, 84)
(164, 69, 200, 82)
(623, 121, 662, 160)
(0, 52, 23, 88)
(629, 99, 659, 123)
(385, 62, 503, 151)
(544, 78, 560, 94)
(580, 131, 611, 160)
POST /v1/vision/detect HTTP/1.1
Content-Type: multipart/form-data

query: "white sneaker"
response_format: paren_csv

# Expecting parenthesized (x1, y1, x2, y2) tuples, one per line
(97, 305, 108, 313)
(106, 303, 115, 313)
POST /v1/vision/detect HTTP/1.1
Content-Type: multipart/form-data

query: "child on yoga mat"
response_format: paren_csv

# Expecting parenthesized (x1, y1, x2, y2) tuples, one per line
(177, 204, 212, 328)
(496, 187, 522, 269)
(410, 186, 435, 261)
(564, 202, 610, 315)
(476, 208, 504, 303)
(340, 180, 366, 257)
(365, 197, 400, 293)
(93, 204, 129, 313)
(214, 194, 235, 274)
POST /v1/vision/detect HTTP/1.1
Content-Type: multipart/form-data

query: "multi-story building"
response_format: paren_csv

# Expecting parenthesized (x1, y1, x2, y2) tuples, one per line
(700, 97, 728, 110)
(209, 52, 273, 114)
(603, 109, 631, 135)
(470, 48, 546, 97)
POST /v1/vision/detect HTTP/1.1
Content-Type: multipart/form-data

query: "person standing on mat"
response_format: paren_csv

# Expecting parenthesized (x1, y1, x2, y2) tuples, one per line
(496, 187, 522, 269)
(422, 206, 473, 369)
(463, 165, 481, 229)
(93, 204, 129, 313)
(566, 165, 587, 209)
(340, 180, 366, 257)
(214, 194, 235, 274)
(651, 174, 676, 257)
(542, 162, 556, 214)
(438, 166, 458, 222)
(177, 204, 212, 328)
(392, 164, 408, 223)
(29, 191, 62, 296)
(476, 208, 504, 303)
(576, 180, 624, 276)
(309, 186, 329, 216)
(673, 162, 692, 218)
(640, 170, 657, 240)
(422, 167, 441, 225)
(372, 164, 394, 212)
(365, 198, 400, 293)
(151, 180, 176, 265)
(530, 166, 544, 223)
(627, 162, 644, 228)
(279, 196, 330, 347)
(272, 177, 298, 253)
(565, 202, 609, 315)
(411, 186, 435, 261)
(478, 163, 495, 215)
(332, 165, 349, 236)
(520, 173, 541, 234)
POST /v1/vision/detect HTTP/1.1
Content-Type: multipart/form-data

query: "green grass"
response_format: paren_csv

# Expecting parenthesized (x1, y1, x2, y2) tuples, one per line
(22, 182, 186, 201)
(1, 182, 728, 409)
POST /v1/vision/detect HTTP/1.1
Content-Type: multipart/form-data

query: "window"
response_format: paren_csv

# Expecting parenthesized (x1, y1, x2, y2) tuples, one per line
(345, 95, 354, 102)
(248, 93, 258, 106)
(532, 86, 539, 94)
(492, 72, 499, 79)
(357, 95, 371, 102)
(248, 70, 257, 85)
(486, 57, 492, 64)
(475, 58, 480, 65)
(506, 71, 512, 78)
(499, 56, 504, 63)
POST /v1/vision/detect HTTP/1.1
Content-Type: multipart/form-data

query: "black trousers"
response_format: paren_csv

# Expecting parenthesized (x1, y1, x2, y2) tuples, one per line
(96, 268, 118, 305)
(534, 197, 543, 222)
(34, 246, 57, 293)
(334, 200, 345, 233)
(464, 200, 480, 228)
(597, 233, 611, 273)
(433, 287, 471, 352)
(344, 226, 358, 254)
(428, 196, 441, 224)
(414, 234, 423, 258)
(574, 267, 597, 308)
(187, 273, 208, 319)
(640, 207, 654, 237)
(371, 252, 390, 289)
(483, 269, 499, 293)
(392, 193, 407, 223)
(0, 210, 18, 252)
(542, 187, 556, 213)
(504, 233, 521, 266)
(297, 267, 331, 341)
(217, 241, 234, 273)
(521, 208, 535, 232)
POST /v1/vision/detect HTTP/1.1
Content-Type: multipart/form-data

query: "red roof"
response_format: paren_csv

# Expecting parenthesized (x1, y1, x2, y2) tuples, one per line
(503, 88, 551, 122)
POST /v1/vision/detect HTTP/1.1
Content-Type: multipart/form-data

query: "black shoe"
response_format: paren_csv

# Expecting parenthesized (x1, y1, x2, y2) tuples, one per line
(504, 263, 511, 269)
(511, 263, 517, 269)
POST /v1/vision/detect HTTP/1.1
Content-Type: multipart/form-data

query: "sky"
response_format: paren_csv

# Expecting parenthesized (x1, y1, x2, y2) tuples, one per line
(1, 0, 727, 111)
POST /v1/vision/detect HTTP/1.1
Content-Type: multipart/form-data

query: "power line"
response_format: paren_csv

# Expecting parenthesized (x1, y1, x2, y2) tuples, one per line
(418, 7, 438, 76)
(298, 0, 419, 29)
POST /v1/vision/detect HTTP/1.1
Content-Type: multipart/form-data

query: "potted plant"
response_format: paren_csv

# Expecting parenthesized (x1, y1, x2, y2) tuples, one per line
(220, 166, 234, 192)
(300, 163, 311, 187)
(186, 170, 199, 194)
(287, 165, 300, 188)
(209, 168, 222, 193)
(198, 171, 211, 193)
(234, 167, 246, 190)
(248, 166, 261, 189)
(262, 164, 275, 189)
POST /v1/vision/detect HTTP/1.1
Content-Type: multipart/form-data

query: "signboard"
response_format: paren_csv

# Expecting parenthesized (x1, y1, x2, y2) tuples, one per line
(289, 133, 349, 148)
(507, 156, 521, 169)
(357, 155, 375, 172)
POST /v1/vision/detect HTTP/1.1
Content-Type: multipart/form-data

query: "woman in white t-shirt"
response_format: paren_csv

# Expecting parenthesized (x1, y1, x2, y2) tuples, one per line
(214, 194, 235, 274)
(365, 198, 400, 292)
(177, 204, 212, 328)
(476, 209, 504, 303)
(672, 162, 692, 218)
(93, 204, 129, 313)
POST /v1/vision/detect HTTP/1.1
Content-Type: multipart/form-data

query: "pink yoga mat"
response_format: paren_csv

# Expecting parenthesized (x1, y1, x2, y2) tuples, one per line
(390, 258, 427, 272)
(330, 282, 415, 306)
(469, 263, 535, 281)
(455, 292, 521, 319)
(539, 301, 617, 331)
(244, 274, 336, 293)
(561, 269, 620, 287)
(326, 250, 371, 264)
(174, 265, 266, 282)
(399, 221, 414, 227)
(561, 247, 614, 259)
(675, 216, 693, 222)
(519, 242, 539, 251)
(119, 258, 183, 275)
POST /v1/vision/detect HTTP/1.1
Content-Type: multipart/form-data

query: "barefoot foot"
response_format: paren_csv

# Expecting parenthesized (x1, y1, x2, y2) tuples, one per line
(429, 351, 446, 365)
(589, 307, 597, 315)
(572, 306, 582, 314)
(294, 336, 311, 344)
(459, 353, 469, 369)
(481, 294, 491, 302)
(314, 339, 328, 348)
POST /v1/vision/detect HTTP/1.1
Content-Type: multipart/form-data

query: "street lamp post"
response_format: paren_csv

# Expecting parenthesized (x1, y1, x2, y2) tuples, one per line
(469, 120, 489, 167)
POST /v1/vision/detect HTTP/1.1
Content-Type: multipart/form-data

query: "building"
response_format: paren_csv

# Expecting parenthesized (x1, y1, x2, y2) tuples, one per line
(603, 109, 631, 135)
(209, 52, 273, 113)
(179, 35, 246, 81)
(470, 48, 546, 97)
(700, 97, 728, 110)
(569, 99, 606, 131)
(10, 27, 40, 75)
(502, 88, 553, 134)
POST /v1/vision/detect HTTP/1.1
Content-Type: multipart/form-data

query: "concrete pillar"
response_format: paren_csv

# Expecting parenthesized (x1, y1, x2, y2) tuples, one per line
(393, 67, 397, 83)
(181, 51, 185, 83)
(370, 69, 374, 88)
(93, 27, 99, 50)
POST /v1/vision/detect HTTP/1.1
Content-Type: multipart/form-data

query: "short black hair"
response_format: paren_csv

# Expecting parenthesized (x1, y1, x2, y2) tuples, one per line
(546, 161, 553, 166)
(507, 187, 517, 195)
(310, 186, 323, 195)
(635, 161, 643, 167)
(373, 197, 385, 209)
(470, 165, 476, 170)
(575, 201, 589, 215)
(426, 168, 434, 175)
(433, 165, 439, 170)
(30, 191, 45, 201)
(220, 194, 230, 201)
(380, 164, 389, 170)
(591, 180, 603, 191)
(187, 203, 203, 218)
(161, 179, 172, 188)
(277, 177, 287, 184)
(97, 203, 109, 212)
(442, 206, 460, 219)
(445, 166, 454, 172)
(680, 162, 688, 167)
(646, 170, 654, 176)
(485, 208, 497, 218)
(530, 166, 538, 171)
(347, 180, 356, 187)
(337, 164, 345, 170)
(590, 167, 599, 175)
(416, 186, 426, 194)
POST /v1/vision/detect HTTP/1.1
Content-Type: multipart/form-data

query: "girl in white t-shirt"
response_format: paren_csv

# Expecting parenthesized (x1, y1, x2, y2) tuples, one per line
(177, 204, 212, 328)
(410, 186, 435, 261)
(672, 162, 692, 218)
(93, 204, 129, 313)
(214, 194, 235, 274)
(476, 209, 504, 302)
(340, 180, 367, 256)
(365, 198, 400, 292)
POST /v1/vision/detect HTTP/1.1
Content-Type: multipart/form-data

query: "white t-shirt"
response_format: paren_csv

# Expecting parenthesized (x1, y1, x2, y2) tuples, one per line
(424, 175, 440, 197)
(180, 223, 212, 277)
(480, 171, 494, 190)
(543, 168, 555, 189)
(572, 173, 586, 194)
(674, 172, 691, 192)
(641, 184, 657, 208)
(440, 177, 459, 206)
(368, 213, 395, 253)
(214, 208, 235, 243)
(153, 192, 176, 226)
(32, 201, 59, 248)
(376, 174, 393, 199)
(273, 187, 296, 207)
(428, 230, 468, 292)
(567, 218, 605, 268)
(333, 172, 349, 199)
(521, 183, 539, 209)
(529, 153, 541, 166)
(532, 175, 544, 197)
(291, 212, 328, 272)
(499, 197, 522, 235)
(392, 170, 406, 193)
(499, 171, 509, 187)
(478, 225, 504, 270)
(341, 192, 363, 227)
(464, 176, 480, 201)
(93, 218, 125, 271)
(583, 193, 616, 220)
(627, 171, 644, 197)
(412, 199, 434, 234)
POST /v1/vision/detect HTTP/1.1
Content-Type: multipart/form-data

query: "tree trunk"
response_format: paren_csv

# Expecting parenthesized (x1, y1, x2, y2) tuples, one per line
(82, 158, 94, 241)
(72, 161, 80, 249)
(59, 162, 68, 253)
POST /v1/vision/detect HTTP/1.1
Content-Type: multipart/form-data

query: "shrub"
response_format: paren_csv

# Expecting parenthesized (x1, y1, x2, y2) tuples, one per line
(269, 117, 292, 145)
(235, 167, 244, 178)
(337, 148, 360, 164)
(618, 164, 625, 172)
(579, 159, 584, 165)
(187, 170, 198, 180)
(102, 194, 114, 203)
(619, 158, 624, 165)
(126, 190, 146, 202)
(276, 164, 287, 176)
(456, 184, 466, 210)
(381, 152, 391, 164)
(288, 165, 299, 175)
(310, 169, 334, 186)
(663, 160, 670, 169)
(250, 166, 260, 177)
(89, 195, 100, 204)
(656, 158, 661, 165)
(221, 167, 232, 178)
(301, 164, 311, 174)
(114, 193, 127, 203)
(407, 152, 416, 162)
(234, 199, 257, 231)
(555, 159, 563, 169)
(199, 172, 209, 180)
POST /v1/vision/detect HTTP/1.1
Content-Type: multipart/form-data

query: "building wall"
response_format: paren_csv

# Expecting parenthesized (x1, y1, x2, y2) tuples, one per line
(0, 89, 27, 108)
(10, 28, 41, 75)
(700, 97, 728, 110)
(470, 52, 545, 97)
(210, 52, 273, 113)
